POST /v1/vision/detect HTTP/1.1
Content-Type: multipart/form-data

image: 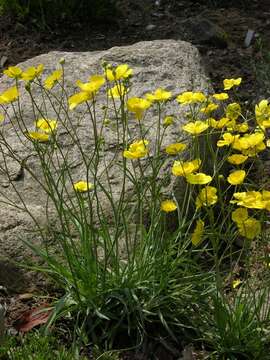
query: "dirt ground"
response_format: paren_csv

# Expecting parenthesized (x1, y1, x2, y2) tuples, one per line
(1, 0, 270, 99)
(1, 1, 270, 358)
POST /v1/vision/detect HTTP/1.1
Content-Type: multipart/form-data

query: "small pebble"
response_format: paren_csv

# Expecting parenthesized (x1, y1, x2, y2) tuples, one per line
(146, 24, 157, 31)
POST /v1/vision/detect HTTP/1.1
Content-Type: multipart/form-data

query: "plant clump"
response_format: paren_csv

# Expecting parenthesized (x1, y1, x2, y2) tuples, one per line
(1, 62, 270, 358)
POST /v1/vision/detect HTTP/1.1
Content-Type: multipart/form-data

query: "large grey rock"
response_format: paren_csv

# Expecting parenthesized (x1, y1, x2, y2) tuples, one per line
(0, 40, 210, 261)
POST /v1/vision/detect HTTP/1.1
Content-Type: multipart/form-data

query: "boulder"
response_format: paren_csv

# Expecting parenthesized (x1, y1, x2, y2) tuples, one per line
(0, 40, 211, 262)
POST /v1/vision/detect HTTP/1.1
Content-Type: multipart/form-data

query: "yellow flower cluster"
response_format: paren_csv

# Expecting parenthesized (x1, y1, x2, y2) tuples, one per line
(2, 61, 269, 247)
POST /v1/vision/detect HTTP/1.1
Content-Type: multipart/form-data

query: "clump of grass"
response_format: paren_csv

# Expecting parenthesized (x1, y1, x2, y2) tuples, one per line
(0, 62, 270, 357)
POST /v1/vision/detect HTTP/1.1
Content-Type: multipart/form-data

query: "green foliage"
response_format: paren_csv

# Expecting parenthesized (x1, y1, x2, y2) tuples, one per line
(0, 332, 85, 360)
(197, 289, 270, 359)
(0, 0, 116, 26)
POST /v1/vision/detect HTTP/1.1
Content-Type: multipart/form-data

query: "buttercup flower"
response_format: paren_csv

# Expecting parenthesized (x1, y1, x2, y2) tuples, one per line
(163, 115, 174, 127)
(238, 217, 261, 240)
(172, 159, 201, 176)
(0, 87, 19, 104)
(145, 88, 172, 102)
(227, 154, 248, 165)
(232, 191, 266, 209)
(212, 93, 229, 101)
(232, 132, 265, 156)
(232, 207, 248, 224)
(36, 118, 57, 133)
(161, 200, 177, 212)
(105, 64, 133, 81)
(127, 97, 151, 120)
(217, 133, 239, 147)
(21, 64, 44, 81)
(165, 142, 187, 155)
(223, 77, 242, 90)
(186, 173, 212, 185)
(176, 91, 206, 105)
(44, 69, 63, 90)
(123, 140, 149, 159)
(191, 219, 205, 246)
(235, 122, 249, 133)
(200, 103, 219, 114)
(255, 99, 270, 128)
(232, 279, 242, 289)
(68, 92, 91, 110)
(108, 84, 128, 98)
(25, 131, 50, 142)
(76, 75, 105, 94)
(196, 186, 218, 209)
(227, 170, 246, 185)
(226, 103, 241, 120)
(4, 66, 22, 79)
(209, 117, 230, 129)
(73, 181, 93, 192)
(182, 121, 209, 135)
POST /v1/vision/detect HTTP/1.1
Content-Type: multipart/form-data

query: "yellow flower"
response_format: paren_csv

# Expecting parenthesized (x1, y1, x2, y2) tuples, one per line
(3, 66, 22, 79)
(231, 207, 248, 224)
(123, 140, 149, 159)
(145, 88, 172, 102)
(223, 77, 242, 90)
(44, 69, 63, 90)
(0, 87, 19, 104)
(105, 64, 133, 81)
(191, 219, 204, 246)
(238, 132, 264, 150)
(108, 84, 128, 98)
(217, 133, 239, 147)
(200, 103, 219, 114)
(226, 102, 241, 120)
(0, 113, 4, 122)
(227, 170, 246, 185)
(36, 118, 57, 133)
(238, 217, 261, 240)
(165, 142, 187, 155)
(21, 64, 44, 81)
(163, 115, 174, 127)
(172, 159, 201, 176)
(186, 173, 212, 185)
(182, 121, 209, 135)
(212, 93, 229, 101)
(68, 92, 91, 110)
(127, 97, 151, 120)
(232, 191, 265, 209)
(235, 122, 249, 133)
(231, 132, 266, 156)
(25, 131, 50, 142)
(255, 99, 270, 128)
(77, 75, 105, 93)
(73, 181, 93, 192)
(161, 200, 177, 212)
(241, 141, 266, 157)
(209, 117, 229, 129)
(227, 154, 248, 165)
(196, 186, 218, 209)
(176, 91, 206, 105)
(232, 279, 242, 289)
